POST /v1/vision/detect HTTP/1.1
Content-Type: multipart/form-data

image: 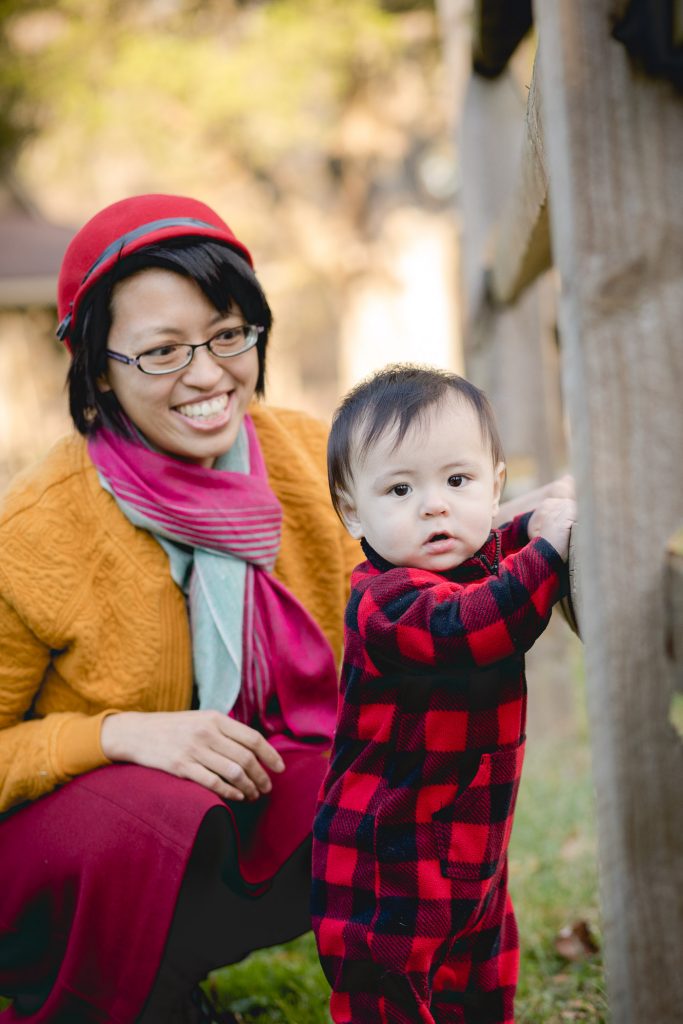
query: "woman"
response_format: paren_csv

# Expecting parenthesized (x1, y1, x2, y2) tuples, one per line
(0, 194, 359, 1023)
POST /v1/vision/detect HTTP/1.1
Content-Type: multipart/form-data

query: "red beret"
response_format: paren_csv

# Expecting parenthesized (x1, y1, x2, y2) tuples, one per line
(57, 193, 254, 349)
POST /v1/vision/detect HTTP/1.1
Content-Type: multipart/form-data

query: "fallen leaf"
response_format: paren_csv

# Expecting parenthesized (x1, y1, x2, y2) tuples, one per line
(560, 834, 593, 861)
(554, 920, 600, 961)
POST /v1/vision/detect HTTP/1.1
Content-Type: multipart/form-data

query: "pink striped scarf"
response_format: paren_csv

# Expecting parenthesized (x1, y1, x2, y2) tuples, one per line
(88, 416, 338, 749)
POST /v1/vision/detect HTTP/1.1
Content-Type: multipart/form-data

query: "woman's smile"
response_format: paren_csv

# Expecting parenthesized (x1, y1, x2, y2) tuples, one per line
(174, 391, 232, 425)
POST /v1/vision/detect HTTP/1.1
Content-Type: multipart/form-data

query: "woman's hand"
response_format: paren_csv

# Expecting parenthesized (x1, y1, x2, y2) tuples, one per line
(100, 710, 285, 802)
(528, 496, 578, 561)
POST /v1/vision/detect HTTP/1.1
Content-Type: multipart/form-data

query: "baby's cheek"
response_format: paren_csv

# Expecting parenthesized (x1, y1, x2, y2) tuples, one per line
(384, 519, 407, 549)
(369, 519, 405, 563)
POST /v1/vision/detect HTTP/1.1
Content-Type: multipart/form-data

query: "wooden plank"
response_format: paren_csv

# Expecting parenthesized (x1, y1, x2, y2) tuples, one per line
(458, 57, 566, 486)
(533, 2, 683, 1020)
(557, 528, 581, 636)
(488, 58, 552, 305)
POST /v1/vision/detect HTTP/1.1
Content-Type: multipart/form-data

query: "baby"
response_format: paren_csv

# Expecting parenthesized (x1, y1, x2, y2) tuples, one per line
(312, 364, 576, 1024)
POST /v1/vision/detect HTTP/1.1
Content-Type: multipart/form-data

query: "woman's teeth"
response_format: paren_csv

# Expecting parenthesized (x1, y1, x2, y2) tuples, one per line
(176, 394, 228, 419)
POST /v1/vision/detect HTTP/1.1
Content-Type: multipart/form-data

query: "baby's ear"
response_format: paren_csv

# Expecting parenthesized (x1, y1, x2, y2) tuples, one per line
(337, 493, 363, 540)
(491, 461, 506, 514)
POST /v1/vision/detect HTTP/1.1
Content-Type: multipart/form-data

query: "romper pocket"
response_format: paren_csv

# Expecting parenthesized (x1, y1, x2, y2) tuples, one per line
(432, 740, 525, 881)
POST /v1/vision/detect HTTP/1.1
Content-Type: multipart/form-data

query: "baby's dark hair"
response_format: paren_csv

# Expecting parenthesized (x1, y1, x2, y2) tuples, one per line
(327, 364, 505, 518)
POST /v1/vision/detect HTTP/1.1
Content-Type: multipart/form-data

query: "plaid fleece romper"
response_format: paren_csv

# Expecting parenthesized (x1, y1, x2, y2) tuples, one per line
(312, 515, 566, 1024)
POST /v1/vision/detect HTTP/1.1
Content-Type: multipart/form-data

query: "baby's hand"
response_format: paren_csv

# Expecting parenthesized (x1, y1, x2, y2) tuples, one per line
(528, 497, 577, 561)
(544, 473, 575, 502)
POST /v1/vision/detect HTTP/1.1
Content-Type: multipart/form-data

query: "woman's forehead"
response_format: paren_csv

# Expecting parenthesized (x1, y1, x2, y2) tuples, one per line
(110, 268, 237, 322)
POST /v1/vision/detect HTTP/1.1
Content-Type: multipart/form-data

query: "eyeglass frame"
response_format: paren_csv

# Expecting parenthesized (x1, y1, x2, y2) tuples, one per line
(105, 323, 264, 376)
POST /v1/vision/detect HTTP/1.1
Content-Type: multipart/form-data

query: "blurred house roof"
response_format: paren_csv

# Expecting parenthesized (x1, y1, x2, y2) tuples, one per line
(0, 186, 74, 309)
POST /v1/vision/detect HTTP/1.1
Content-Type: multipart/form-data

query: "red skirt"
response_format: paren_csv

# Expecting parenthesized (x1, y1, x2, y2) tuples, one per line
(0, 747, 327, 1022)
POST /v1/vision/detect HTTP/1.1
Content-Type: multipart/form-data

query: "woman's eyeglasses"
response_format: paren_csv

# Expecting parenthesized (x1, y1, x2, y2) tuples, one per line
(106, 324, 263, 376)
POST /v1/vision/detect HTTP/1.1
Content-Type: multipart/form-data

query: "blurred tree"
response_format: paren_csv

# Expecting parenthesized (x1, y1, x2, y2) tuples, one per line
(2, 0, 450, 230)
(1, 0, 458, 421)
(0, 0, 52, 172)
(4, 0, 400, 186)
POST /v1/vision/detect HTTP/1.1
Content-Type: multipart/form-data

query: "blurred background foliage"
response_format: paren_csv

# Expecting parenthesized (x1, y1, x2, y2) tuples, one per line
(7, 0, 401, 176)
(0, 0, 451, 230)
(0, 0, 459, 454)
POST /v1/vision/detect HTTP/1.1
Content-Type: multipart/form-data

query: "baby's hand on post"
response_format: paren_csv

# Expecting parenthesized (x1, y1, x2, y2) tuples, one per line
(528, 497, 577, 561)
(544, 473, 575, 502)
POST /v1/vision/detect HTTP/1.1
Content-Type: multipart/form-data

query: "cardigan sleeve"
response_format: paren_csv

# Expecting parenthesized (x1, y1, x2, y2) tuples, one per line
(0, 437, 124, 814)
(0, 591, 112, 813)
(356, 537, 566, 673)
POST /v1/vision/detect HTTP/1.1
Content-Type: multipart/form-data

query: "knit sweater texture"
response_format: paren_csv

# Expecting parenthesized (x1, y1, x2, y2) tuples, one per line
(0, 403, 358, 813)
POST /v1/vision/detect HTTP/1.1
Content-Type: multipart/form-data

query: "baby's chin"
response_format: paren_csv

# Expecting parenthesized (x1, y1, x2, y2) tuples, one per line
(367, 536, 478, 571)
(392, 550, 474, 572)
(413, 555, 468, 572)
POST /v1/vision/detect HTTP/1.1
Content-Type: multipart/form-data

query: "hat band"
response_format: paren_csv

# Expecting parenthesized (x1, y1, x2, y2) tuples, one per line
(56, 216, 241, 341)
(81, 217, 226, 284)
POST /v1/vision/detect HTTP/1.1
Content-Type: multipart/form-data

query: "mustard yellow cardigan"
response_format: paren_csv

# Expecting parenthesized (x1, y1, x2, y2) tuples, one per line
(0, 404, 359, 814)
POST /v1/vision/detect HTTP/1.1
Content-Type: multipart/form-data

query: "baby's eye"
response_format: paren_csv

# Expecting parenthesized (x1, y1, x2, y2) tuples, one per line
(448, 474, 466, 488)
(390, 483, 411, 497)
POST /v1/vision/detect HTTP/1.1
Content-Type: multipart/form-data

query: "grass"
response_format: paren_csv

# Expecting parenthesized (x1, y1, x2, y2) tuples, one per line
(510, 740, 608, 1023)
(207, 648, 608, 1023)
(204, 934, 331, 1024)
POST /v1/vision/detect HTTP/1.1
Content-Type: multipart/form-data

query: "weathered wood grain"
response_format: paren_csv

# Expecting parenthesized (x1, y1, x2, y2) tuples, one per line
(489, 58, 552, 305)
(459, 59, 566, 486)
(534, 1, 683, 1019)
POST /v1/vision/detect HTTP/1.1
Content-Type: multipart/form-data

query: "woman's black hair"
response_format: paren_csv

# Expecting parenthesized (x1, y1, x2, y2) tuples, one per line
(66, 237, 273, 436)
(327, 363, 505, 519)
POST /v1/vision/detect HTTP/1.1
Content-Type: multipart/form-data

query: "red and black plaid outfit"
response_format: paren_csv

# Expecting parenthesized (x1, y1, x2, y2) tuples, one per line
(312, 513, 567, 1024)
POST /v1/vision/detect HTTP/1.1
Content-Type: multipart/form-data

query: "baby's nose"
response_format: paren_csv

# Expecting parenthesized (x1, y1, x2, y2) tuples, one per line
(421, 493, 449, 516)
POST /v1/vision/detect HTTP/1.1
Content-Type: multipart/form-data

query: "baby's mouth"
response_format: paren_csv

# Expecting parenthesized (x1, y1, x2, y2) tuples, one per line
(426, 532, 451, 544)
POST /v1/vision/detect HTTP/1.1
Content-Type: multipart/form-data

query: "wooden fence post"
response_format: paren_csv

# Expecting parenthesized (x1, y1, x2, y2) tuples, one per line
(533, 2, 683, 1019)
(458, 58, 565, 488)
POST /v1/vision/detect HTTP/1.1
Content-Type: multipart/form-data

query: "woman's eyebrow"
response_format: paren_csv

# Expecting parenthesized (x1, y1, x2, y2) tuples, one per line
(135, 312, 237, 339)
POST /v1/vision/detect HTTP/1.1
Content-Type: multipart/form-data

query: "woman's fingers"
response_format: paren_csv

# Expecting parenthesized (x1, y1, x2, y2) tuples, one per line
(100, 710, 286, 802)
(184, 762, 250, 803)
(201, 746, 264, 800)
(183, 712, 284, 799)
(215, 715, 285, 773)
